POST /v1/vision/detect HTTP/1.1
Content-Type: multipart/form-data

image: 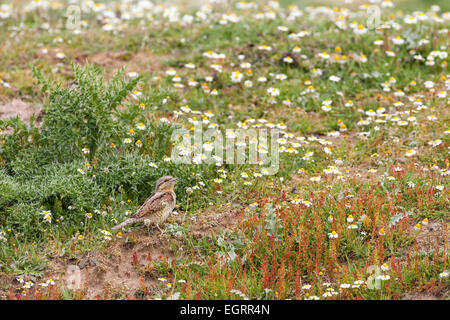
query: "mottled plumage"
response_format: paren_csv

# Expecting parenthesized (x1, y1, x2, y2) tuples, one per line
(112, 176, 177, 231)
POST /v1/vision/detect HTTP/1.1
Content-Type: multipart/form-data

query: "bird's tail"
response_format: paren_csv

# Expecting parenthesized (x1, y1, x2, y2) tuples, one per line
(112, 218, 137, 231)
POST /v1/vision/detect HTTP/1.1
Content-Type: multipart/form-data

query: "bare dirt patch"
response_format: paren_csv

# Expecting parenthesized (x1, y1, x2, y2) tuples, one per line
(407, 219, 449, 254)
(402, 292, 441, 300)
(33, 208, 241, 299)
(81, 51, 132, 69)
(79, 234, 173, 299)
(0, 99, 40, 123)
(77, 208, 238, 299)
(77, 50, 172, 77)
(0, 275, 11, 300)
(188, 207, 239, 238)
(402, 278, 450, 300)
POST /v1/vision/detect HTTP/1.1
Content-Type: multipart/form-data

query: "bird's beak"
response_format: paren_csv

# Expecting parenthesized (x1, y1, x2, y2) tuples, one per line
(171, 177, 178, 183)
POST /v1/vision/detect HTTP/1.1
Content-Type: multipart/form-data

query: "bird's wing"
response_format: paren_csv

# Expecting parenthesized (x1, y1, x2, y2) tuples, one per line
(131, 192, 174, 219)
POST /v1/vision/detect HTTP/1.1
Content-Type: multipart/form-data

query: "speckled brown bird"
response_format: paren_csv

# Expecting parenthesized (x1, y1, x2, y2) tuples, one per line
(112, 176, 177, 232)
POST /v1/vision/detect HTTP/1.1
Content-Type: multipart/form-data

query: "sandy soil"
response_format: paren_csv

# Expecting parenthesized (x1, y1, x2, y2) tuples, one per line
(0, 99, 40, 124)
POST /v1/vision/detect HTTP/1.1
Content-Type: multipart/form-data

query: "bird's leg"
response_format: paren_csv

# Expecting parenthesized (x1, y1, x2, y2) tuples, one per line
(156, 223, 165, 236)
(143, 219, 152, 234)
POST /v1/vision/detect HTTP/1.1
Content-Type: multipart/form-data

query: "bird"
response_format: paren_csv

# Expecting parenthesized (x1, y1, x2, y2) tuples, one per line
(112, 176, 177, 233)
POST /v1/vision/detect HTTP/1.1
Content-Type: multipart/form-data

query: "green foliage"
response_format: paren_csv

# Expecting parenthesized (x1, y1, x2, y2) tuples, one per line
(32, 64, 140, 163)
